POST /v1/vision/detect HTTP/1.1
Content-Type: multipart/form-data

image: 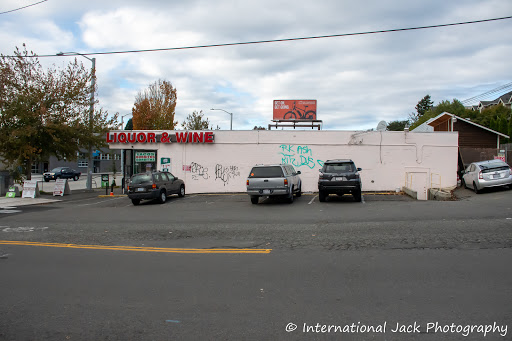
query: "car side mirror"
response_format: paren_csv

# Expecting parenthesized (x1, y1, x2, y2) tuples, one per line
(296, 171, 301, 175)
(174, 177, 178, 180)
(357, 168, 362, 171)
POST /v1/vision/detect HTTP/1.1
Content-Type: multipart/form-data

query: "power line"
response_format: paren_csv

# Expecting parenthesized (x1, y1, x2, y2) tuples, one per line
(4, 14, 512, 58)
(0, 0, 48, 15)
(462, 82, 512, 105)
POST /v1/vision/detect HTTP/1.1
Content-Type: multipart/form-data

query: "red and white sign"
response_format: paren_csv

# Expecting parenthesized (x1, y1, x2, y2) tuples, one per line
(22, 180, 39, 198)
(273, 100, 317, 121)
(53, 178, 71, 196)
(106, 131, 215, 144)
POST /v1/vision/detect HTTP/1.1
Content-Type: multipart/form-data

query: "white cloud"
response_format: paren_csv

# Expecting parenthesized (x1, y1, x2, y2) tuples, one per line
(1, 0, 511, 131)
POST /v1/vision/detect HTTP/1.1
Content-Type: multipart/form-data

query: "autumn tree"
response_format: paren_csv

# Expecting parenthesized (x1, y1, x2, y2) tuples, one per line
(181, 110, 219, 130)
(0, 45, 117, 179)
(132, 79, 177, 129)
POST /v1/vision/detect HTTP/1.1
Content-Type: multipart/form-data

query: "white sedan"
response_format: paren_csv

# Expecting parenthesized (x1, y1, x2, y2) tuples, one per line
(462, 160, 512, 194)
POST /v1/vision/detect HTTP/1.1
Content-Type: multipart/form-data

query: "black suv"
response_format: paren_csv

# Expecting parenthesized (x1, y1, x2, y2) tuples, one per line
(127, 171, 185, 205)
(318, 159, 362, 202)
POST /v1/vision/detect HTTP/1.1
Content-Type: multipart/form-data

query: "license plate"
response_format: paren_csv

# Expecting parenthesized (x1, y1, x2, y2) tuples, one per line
(262, 189, 271, 195)
(333, 177, 346, 181)
(137, 188, 145, 192)
(492, 174, 501, 179)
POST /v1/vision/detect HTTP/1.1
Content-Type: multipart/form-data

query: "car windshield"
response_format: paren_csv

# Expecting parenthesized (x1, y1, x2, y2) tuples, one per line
(50, 168, 62, 172)
(323, 162, 355, 173)
(131, 174, 152, 184)
(249, 166, 284, 178)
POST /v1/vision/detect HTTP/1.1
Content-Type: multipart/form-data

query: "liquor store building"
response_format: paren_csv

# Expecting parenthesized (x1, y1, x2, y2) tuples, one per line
(107, 130, 458, 200)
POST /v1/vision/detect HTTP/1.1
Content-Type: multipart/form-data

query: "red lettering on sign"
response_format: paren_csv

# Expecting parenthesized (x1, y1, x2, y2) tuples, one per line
(204, 132, 214, 143)
(193, 132, 203, 143)
(176, 132, 188, 143)
(118, 132, 127, 143)
(147, 132, 156, 143)
(161, 132, 170, 143)
(137, 133, 146, 143)
(128, 133, 136, 143)
(106, 133, 116, 143)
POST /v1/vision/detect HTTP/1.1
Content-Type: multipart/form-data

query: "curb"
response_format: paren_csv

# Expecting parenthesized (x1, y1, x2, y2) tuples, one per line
(98, 195, 128, 198)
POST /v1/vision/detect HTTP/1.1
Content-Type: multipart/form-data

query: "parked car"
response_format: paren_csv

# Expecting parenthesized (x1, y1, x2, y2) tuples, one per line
(461, 160, 512, 194)
(43, 167, 81, 182)
(318, 159, 362, 202)
(127, 171, 185, 205)
(246, 164, 302, 204)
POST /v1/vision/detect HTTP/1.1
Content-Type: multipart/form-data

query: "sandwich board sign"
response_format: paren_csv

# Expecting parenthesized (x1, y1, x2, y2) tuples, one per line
(5, 186, 20, 198)
(22, 180, 40, 198)
(53, 178, 71, 196)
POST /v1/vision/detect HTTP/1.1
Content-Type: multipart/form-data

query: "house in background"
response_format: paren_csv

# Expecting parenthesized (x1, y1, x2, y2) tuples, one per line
(412, 112, 510, 172)
(32, 148, 121, 174)
(465, 90, 512, 112)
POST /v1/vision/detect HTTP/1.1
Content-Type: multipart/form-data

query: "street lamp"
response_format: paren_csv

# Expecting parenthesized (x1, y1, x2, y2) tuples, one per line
(210, 108, 233, 130)
(57, 52, 96, 191)
(119, 113, 132, 193)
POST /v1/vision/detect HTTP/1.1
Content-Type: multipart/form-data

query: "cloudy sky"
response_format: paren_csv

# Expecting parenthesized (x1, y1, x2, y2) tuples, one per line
(1, 0, 511, 130)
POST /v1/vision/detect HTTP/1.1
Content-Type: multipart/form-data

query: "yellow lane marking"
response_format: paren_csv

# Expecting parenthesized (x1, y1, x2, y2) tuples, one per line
(0, 240, 271, 254)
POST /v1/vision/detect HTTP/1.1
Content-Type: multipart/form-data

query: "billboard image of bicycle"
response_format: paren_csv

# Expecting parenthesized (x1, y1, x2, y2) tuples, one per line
(273, 100, 317, 120)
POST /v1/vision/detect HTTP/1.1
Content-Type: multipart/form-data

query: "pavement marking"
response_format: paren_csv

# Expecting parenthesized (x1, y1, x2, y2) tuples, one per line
(0, 240, 272, 254)
(361, 195, 366, 204)
(308, 196, 317, 205)
(0, 209, 22, 214)
(166, 320, 181, 323)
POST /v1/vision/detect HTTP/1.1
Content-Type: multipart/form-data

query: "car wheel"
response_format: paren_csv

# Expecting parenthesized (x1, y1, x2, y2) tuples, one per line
(250, 196, 259, 204)
(178, 185, 185, 197)
(73, 175, 79, 181)
(131, 199, 140, 206)
(353, 189, 362, 202)
(319, 191, 327, 202)
(296, 184, 302, 197)
(473, 182, 480, 194)
(158, 190, 167, 203)
(288, 186, 294, 203)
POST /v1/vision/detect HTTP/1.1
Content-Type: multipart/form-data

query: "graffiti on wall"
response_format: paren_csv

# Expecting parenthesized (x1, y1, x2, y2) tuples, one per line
(190, 162, 209, 180)
(215, 164, 241, 186)
(279, 144, 324, 169)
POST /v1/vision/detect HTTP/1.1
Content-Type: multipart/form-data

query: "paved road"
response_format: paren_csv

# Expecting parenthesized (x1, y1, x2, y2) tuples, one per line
(0, 187, 511, 340)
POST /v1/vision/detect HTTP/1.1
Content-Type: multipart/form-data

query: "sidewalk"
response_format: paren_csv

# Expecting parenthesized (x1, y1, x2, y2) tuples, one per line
(0, 187, 126, 209)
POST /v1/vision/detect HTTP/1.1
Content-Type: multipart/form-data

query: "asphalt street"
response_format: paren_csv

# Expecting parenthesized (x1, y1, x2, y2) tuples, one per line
(0, 187, 511, 340)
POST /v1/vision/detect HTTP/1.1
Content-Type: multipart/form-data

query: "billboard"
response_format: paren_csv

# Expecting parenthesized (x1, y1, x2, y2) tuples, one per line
(273, 100, 317, 121)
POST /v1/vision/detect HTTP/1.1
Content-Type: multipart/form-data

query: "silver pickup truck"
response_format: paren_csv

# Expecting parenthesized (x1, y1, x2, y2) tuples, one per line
(246, 164, 302, 204)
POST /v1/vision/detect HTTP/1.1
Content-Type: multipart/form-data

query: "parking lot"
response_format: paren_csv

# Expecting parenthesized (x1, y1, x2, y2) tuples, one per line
(1, 185, 511, 340)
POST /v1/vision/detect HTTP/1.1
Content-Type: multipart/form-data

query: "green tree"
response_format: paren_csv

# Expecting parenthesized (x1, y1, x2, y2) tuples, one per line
(132, 79, 177, 129)
(410, 95, 434, 122)
(386, 120, 409, 131)
(0, 45, 117, 179)
(124, 118, 133, 130)
(181, 110, 219, 130)
(410, 99, 469, 130)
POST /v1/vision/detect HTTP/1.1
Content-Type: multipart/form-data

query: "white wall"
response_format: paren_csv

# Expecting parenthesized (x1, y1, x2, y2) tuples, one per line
(108, 130, 459, 196)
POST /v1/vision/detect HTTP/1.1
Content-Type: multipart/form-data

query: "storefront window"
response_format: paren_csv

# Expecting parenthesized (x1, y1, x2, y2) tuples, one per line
(133, 150, 157, 174)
